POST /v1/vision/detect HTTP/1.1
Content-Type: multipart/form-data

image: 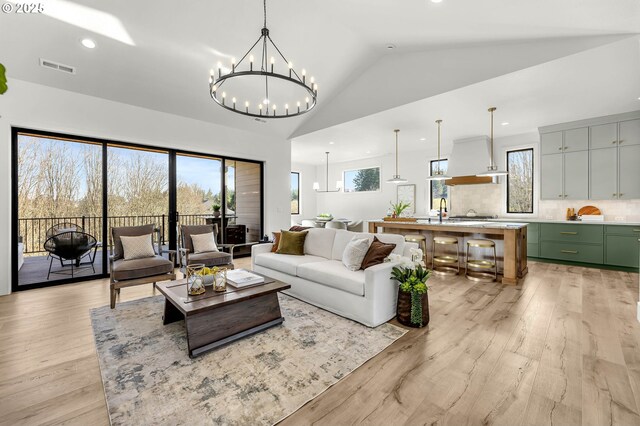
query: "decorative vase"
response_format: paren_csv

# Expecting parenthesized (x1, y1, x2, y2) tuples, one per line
(396, 288, 429, 328)
(202, 274, 215, 285)
(186, 264, 206, 296)
(213, 211, 221, 218)
(213, 268, 227, 292)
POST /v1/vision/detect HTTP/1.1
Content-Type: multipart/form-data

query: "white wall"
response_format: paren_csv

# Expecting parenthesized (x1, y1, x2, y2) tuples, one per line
(290, 162, 318, 225)
(0, 79, 291, 296)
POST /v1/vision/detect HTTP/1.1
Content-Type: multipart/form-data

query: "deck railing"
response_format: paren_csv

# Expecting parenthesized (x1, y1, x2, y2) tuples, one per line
(18, 214, 215, 255)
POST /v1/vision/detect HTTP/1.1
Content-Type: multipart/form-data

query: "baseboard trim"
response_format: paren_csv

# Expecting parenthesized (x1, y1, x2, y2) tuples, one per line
(637, 301, 640, 323)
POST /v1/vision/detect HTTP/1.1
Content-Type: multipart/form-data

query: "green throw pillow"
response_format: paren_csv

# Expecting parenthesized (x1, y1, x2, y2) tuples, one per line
(276, 230, 307, 255)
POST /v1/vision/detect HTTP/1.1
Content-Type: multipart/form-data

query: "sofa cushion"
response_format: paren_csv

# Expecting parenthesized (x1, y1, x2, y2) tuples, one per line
(342, 237, 371, 271)
(332, 230, 371, 260)
(112, 255, 173, 281)
(304, 228, 336, 259)
(276, 230, 308, 255)
(361, 237, 396, 270)
(120, 234, 155, 260)
(374, 233, 405, 255)
(297, 260, 365, 296)
(112, 224, 155, 261)
(254, 252, 326, 276)
(188, 251, 232, 267)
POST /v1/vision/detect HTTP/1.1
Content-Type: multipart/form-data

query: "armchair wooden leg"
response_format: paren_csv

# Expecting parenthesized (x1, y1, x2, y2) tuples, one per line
(110, 284, 117, 309)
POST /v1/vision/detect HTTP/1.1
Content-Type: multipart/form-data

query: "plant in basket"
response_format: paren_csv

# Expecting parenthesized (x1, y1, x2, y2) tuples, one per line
(390, 252, 432, 327)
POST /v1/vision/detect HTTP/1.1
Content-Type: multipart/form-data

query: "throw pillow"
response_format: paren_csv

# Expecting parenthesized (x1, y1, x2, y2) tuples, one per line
(271, 232, 281, 253)
(342, 237, 371, 271)
(120, 234, 155, 260)
(361, 237, 396, 269)
(276, 230, 308, 255)
(289, 225, 311, 232)
(191, 232, 218, 253)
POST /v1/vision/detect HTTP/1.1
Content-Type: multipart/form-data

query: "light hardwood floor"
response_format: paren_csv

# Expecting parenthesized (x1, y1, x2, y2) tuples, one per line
(1, 260, 639, 425)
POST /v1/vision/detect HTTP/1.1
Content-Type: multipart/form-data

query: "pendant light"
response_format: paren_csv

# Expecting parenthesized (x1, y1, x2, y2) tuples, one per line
(477, 107, 508, 177)
(386, 129, 408, 184)
(313, 152, 343, 192)
(426, 119, 451, 181)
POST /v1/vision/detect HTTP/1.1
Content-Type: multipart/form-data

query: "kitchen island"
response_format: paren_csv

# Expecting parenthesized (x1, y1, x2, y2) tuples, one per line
(368, 220, 528, 285)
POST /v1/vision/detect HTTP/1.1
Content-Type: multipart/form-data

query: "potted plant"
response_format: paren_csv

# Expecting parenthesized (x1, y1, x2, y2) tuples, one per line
(389, 201, 411, 218)
(212, 203, 221, 217)
(390, 253, 431, 327)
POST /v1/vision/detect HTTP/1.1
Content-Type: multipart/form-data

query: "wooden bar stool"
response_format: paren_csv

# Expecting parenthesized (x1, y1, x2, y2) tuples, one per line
(404, 234, 427, 265)
(432, 235, 460, 275)
(465, 239, 497, 282)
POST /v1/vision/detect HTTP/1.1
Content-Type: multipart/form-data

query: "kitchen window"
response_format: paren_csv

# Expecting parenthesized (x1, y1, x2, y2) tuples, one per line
(429, 159, 449, 209)
(343, 167, 380, 193)
(506, 148, 534, 214)
(291, 172, 300, 214)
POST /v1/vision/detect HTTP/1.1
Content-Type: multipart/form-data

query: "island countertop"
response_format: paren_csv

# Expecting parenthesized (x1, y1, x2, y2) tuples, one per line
(368, 220, 528, 285)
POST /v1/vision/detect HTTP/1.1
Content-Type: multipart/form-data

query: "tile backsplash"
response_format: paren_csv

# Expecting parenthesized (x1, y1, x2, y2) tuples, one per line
(449, 183, 640, 221)
(449, 184, 502, 216)
(538, 199, 640, 222)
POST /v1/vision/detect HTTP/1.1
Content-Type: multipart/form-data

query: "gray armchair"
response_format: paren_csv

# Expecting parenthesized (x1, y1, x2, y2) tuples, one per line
(179, 224, 233, 273)
(109, 224, 176, 309)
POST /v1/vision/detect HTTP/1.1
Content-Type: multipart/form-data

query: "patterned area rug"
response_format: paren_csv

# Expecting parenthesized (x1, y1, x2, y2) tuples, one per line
(91, 294, 406, 425)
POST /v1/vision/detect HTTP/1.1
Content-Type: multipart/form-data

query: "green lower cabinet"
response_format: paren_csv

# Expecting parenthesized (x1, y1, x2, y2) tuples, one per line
(526, 223, 539, 257)
(540, 242, 604, 264)
(605, 235, 640, 268)
(527, 242, 540, 258)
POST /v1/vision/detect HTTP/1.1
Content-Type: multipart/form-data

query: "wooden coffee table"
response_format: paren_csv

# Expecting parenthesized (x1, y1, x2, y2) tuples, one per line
(156, 275, 291, 358)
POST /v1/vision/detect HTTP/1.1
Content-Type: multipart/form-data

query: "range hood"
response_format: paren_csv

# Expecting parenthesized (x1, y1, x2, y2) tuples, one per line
(444, 135, 498, 186)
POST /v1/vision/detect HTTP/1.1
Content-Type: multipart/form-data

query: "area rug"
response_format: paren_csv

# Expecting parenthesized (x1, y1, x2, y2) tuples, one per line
(91, 294, 406, 425)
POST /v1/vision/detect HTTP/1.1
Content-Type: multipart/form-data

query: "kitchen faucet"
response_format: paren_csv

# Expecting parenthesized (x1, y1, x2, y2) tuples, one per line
(439, 198, 447, 223)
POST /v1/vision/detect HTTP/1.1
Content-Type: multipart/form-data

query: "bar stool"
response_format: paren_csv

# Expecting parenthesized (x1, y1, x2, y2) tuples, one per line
(432, 235, 460, 275)
(465, 239, 498, 282)
(404, 234, 427, 265)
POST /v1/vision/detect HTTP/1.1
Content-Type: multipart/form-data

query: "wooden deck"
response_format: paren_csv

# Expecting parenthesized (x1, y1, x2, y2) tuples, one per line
(18, 252, 106, 286)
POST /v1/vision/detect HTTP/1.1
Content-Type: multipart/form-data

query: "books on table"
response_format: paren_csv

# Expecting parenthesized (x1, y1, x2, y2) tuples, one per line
(226, 269, 265, 287)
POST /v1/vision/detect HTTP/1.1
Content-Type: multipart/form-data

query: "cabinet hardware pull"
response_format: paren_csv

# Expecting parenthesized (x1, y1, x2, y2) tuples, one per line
(633, 229, 640, 232)
(561, 250, 578, 254)
(560, 232, 578, 235)
(619, 140, 624, 144)
(558, 194, 563, 197)
(564, 195, 568, 198)
(563, 147, 568, 150)
(612, 141, 617, 144)
(619, 193, 624, 197)
(613, 193, 617, 197)
(558, 147, 562, 151)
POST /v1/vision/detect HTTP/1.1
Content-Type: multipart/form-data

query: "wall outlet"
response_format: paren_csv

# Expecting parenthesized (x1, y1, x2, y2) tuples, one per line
(545, 215, 553, 220)
(614, 216, 625, 222)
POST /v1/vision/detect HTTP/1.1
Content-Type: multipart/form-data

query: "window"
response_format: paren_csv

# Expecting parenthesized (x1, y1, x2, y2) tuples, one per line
(429, 159, 449, 209)
(343, 167, 380, 193)
(290, 172, 300, 214)
(506, 148, 534, 213)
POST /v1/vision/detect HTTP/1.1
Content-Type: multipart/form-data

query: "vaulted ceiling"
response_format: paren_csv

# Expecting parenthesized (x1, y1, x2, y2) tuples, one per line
(1, 0, 639, 157)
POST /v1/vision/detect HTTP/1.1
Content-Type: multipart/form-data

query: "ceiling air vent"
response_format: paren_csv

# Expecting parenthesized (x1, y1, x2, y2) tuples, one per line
(39, 58, 76, 74)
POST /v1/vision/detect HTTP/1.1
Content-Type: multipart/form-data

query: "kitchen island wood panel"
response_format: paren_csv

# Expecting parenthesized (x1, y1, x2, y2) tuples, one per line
(368, 221, 528, 285)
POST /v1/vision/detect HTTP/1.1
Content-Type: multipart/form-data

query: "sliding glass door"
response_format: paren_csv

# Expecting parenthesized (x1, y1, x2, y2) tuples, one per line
(12, 128, 264, 291)
(15, 132, 105, 287)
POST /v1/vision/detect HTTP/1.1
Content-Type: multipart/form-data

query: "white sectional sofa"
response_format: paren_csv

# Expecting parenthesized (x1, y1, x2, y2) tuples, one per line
(251, 228, 417, 327)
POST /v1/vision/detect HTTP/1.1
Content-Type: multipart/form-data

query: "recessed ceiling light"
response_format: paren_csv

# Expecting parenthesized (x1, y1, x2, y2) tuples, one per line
(431, 0, 443, 3)
(386, 44, 396, 50)
(81, 38, 96, 49)
(637, 97, 640, 100)
(366, 150, 371, 154)
(419, 137, 426, 141)
(501, 122, 510, 126)
(329, 141, 335, 145)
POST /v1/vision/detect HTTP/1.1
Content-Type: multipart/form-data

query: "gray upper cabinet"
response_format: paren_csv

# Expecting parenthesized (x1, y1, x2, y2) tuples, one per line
(619, 119, 640, 146)
(539, 111, 640, 201)
(590, 123, 617, 150)
(541, 131, 563, 155)
(563, 127, 588, 152)
(590, 148, 617, 200)
(563, 151, 589, 199)
(619, 144, 640, 199)
(541, 154, 563, 199)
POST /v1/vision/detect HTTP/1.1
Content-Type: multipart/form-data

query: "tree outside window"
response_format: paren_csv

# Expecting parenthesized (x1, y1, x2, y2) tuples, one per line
(506, 148, 534, 214)
(429, 159, 449, 209)
(343, 167, 380, 192)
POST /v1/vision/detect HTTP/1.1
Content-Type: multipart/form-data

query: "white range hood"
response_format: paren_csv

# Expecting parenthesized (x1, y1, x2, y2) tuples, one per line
(445, 135, 498, 185)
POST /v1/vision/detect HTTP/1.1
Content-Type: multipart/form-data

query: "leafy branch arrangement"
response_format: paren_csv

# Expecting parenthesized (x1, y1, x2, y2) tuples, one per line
(389, 200, 411, 217)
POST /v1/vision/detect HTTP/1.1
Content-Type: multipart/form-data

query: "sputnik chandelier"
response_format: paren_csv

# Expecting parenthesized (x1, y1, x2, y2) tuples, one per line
(209, 0, 317, 119)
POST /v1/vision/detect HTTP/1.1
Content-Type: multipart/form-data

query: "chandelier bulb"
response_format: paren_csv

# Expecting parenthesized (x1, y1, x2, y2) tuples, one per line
(232, 97, 236, 103)
(222, 92, 226, 98)
(209, 76, 213, 84)
(231, 57, 236, 65)
(273, 104, 276, 110)
(302, 69, 306, 76)
(297, 101, 301, 107)
(245, 101, 249, 107)
(313, 83, 318, 92)
(211, 84, 217, 92)
(263, 98, 269, 105)
(288, 61, 293, 69)
(310, 76, 315, 84)
(270, 56, 275, 64)
(249, 55, 254, 63)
